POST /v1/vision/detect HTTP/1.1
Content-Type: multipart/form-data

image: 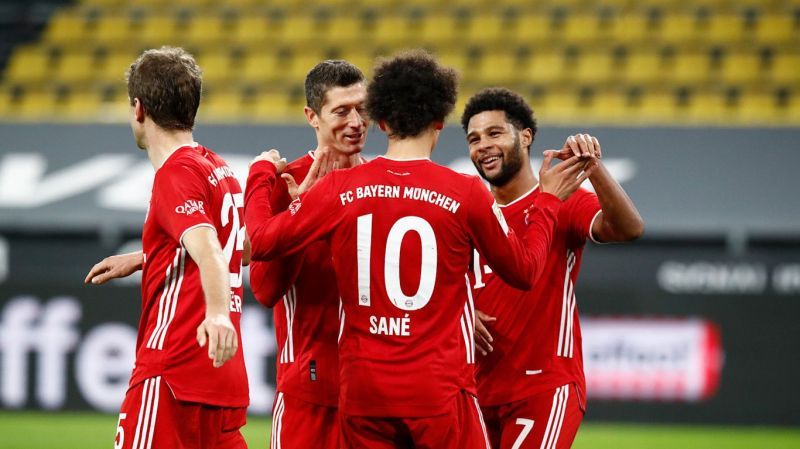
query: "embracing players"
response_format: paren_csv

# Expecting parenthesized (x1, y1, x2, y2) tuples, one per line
(244, 50, 592, 448)
(248, 60, 368, 449)
(85, 47, 249, 449)
(462, 88, 644, 449)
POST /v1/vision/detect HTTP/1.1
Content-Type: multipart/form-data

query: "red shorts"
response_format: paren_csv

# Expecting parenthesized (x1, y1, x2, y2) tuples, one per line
(340, 390, 491, 449)
(270, 391, 338, 449)
(481, 384, 584, 449)
(115, 376, 247, 449)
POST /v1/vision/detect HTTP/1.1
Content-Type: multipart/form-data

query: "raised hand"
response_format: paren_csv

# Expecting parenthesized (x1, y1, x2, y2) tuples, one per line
(538, 151, 595, 201)
(250, 149, 287, 173)
(283, 146, 337, 200)
(551, 133, 603, 162)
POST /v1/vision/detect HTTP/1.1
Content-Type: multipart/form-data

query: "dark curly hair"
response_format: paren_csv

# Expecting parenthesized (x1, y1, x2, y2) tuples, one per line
(461, 88, 537, 148)
(305, 60, 365, 113)
(366, 49, 458, 139)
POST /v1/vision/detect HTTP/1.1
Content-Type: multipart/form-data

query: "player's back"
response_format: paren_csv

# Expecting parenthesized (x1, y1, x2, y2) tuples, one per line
(327, 156, 505, 417)
(137, 143, 248, 408)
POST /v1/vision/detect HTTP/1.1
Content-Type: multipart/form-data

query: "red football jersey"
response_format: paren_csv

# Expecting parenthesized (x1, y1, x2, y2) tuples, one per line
(469, 185, 601, 408)
(248, 151, 340, 407)
(245, 156, 561, 417)
(132, 143, 249, 408)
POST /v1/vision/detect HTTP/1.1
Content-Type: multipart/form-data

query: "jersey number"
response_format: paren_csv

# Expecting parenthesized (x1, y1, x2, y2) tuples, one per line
(512, 418, 535, 449)
(221, 192, 246, 288)
(357, 214, 437, 311)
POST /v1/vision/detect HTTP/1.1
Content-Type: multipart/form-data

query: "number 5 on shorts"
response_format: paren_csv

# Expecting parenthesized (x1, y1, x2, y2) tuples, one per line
(115, 413, 127, 449)
(512, 418, 534, 449)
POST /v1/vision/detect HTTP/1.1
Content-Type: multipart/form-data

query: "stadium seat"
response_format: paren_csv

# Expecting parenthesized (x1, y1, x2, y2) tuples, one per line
(240, 51, 281, 84)
(771, 52, 800, 84)
(93, 15, 136, 45)
(374, 15, 415, 46)
(196, 51, 235, 85)
(233, 15, 279, 46)
(3, 46, 53, 85)
(185, 15, 234, 46)
(139, 16, 181, 47)
(464, 12, 511, 45)
(99, 51, 139, 84)
(418, 12, 470, 46)
(668, 52, 710, 84)
(755, 15, 796, 44)
(252, 91, 299, 122)
(55, 52, 97, 85)
(476, 51, 528, 85)
(572, 51, 620, 84)
(516, 14, 552, 43)
(16, 90, 58, 120)
(720, 51, 763, 84)
(43, 11, 92, 44)
(525, 50, 566, 84)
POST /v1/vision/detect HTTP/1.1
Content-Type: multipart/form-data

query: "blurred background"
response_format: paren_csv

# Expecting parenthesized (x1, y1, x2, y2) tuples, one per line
(0, 0, 798, 448)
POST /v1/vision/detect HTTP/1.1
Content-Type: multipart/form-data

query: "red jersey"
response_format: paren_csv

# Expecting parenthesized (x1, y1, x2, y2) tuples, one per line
(133, 143, 249, 408)
(248, 152, 340, 407)
(469, 186, 601, 408)
(245, 156, 561, 417)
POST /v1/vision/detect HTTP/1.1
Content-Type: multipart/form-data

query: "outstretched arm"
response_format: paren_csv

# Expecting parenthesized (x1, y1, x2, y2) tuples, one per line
(84, 251, 143, 285)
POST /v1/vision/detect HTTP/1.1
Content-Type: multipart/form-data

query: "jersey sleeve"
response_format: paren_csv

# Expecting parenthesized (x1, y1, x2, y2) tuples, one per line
(464, 177, 562, 290)
(565, 188, 602, 243)
(153, 161, 215, 244)
(244, 160, 340, 261)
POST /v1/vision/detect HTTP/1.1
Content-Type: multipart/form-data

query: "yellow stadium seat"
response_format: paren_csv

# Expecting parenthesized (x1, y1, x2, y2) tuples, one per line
(525, 51, 566, 84)
(93, 15, 135, 44)
(589, 91, 633, 122)
(185, 16, 233, 46)
(737, 91, 776, 124)
(562, 14, 604, 44)
(17, 90, 57, 120)
(706, 14, 748, 44)
(639, 91, 678, 122)
(43, 11, 91, 43)
(199, 90, 243, 122)
(659, 14, 701, 44)
(756, 15, 796, 44)
(196, 52, 234, 85)
(621, 51, 663, 84)
(337, 52, 375, 78)
(253, 91, 296, 122)
(233, 16, 279, 45)
(61, 91, 104, 121)
(573, 51, 619, 84)
(139, 16, 181, 47)
(771, 53, 800, 84)
(720, 52, 763, 84)
(476, 52, 528, 85)
(611, 13, 653, 43)
(669, 53, 709, 84)
(288, 51, 332, 83)
(687, 92, 730, 123)
(418, 13, 469, 45)
(3, 47, 52, 84)
(374, 15, 415, 46)
(56, 52, 97, 85)
(240, 51, 280, 84)
(324, 16, 370, 46)
(516, 15, 552, 43)
(465, 12, 510, 45)
(279, 15, 327, 45)
(437, 50, 473, 75)
(99, 51, 139, 84)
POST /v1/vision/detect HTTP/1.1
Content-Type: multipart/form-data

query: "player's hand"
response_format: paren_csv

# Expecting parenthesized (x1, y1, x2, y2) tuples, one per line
(282, 145, 337, 200)
(251, 149, 287, 173)
(196, 313, 238, 368)
(538, 151, 595, 201)
(551, 133, 602, 162)
(84, 251, 143, 285)
(475, 310, 496, 356)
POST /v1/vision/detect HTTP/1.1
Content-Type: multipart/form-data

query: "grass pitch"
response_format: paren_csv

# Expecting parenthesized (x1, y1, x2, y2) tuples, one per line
(0, 411, 798, 448)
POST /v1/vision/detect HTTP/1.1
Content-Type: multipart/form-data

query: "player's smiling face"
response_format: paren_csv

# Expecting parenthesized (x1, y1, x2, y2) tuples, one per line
(313, 83, 368, 156)
(466, 110, 528, 187)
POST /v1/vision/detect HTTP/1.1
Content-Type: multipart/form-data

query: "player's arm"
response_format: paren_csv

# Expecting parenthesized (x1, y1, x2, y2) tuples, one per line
(244, 150, 338, 261)
(84, 251, 143, 285)
(557, 134, 644, 242)
(467, 154, 591, 290)
(182, 226, 238, 368)
(249, 257, 304, 308)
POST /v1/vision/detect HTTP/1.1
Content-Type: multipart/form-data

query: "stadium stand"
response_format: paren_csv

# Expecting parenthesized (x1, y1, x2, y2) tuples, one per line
(0, 0, 797, 124)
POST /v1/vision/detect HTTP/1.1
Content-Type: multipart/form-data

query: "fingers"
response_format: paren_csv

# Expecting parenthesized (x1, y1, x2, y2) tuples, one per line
(575, 134, 591, 157)
(281, 173, 299, 200)
(565, 135, 582, 157)
(196, 324, 207, 348)
(592, 135, 602, 158)
(207, 327, 219, 363)
(84, 262, 107, 284)
(476, 333, 493, 356)
(539, 151, 555, 175)
(214, 329, 226, 367)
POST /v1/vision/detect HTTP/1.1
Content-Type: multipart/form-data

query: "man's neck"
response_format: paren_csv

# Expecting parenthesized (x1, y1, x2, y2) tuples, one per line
(384, 129, 436, 160)
(316, 145, 362, 168)
(492, 163, 538, 205)
(145, 126, 195, 170)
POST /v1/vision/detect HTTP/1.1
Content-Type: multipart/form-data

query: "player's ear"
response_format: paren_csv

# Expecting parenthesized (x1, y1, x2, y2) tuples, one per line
(520, 128, 533, 150)
(133, 98, 146, 123)
(378, 120, 387, 132)
(304, 106, 319, 130)
(433, 121, 444, 131)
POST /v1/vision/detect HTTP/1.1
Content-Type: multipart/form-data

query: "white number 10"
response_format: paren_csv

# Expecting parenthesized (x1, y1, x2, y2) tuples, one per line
(357, 214, 438, 311)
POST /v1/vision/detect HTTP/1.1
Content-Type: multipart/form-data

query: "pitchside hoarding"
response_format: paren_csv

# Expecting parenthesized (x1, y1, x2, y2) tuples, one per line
(1, 233, 798, 425)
